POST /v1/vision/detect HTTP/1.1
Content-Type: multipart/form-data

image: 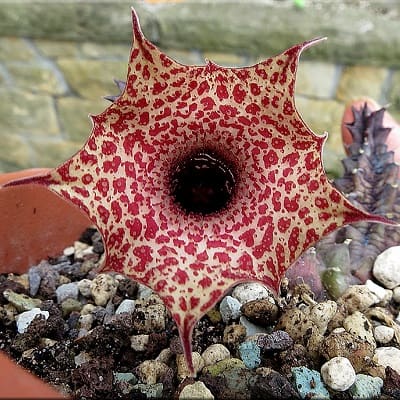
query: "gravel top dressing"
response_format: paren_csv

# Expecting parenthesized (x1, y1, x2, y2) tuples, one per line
(0, 227, 399, 399)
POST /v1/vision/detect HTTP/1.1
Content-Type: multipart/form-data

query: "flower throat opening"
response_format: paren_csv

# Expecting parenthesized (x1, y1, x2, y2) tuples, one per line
(170, 149, 237, 215)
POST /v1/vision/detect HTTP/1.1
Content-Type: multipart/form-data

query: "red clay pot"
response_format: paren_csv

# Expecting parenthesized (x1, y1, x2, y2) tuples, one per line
(0, 168, 91, 398)
(0, 168, 91, 274)
(0, 352, 66, 398)
(341, 97, 400, 165)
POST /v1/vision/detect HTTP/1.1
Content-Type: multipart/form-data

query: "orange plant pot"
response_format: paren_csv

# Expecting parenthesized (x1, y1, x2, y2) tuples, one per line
(0, 352, 66, 398)
(0, 168, 91, 274)
(0, 168, 91, 398)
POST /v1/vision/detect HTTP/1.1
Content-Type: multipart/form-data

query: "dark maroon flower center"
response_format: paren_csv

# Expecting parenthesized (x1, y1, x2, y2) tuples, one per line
(170, 149, 237, 215)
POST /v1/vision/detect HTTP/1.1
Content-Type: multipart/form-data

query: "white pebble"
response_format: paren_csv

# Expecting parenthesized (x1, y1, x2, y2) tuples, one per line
(116, 299, 136, 315)
(155, 348, 173, 365)
(56, 282, 79, 303)
(16, 308, 49, 333)
(114, 274, 126, 282)
(373, 246, 400, 289)
(135, 360, 169, 385)
(201, 344, 230, 366)
(365, 280, 392, 304)
(374, 325, 395, 344)
(176, 352, 204, 380)
(80, 303, 96, 315)
(231, 282, 273, 304)
(309, 301, 337, 334)
(90, 274, 118, 306)
(219, 296, 241, 323)
(63, 246, 75, 257)
(78, 247, 94, 258)
(179, 381, 214, 400)
(321, 356, 356, 391)
(77, 279, 92, 297)
(130, 334, 149, 352)
(74, 240, 89, 252)
(78, 314, 93, 331)
(393, 287, 400, 303)
(332, 327, 346, 334)
(373, 346, 400, 374)
(74, 241, 93, 259)
(343, 311, 376, 347)
(339, 285, 378, 312)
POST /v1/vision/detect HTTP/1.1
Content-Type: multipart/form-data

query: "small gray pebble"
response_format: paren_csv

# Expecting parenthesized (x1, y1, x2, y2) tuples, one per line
(116, 299, 136, 315)
(219, 296, 241, 323)
(56, 282, 79, 304)
(135, 360, 170, 384)
(28, 266, 42, 296)
(133, 304, 166, 333)
(132, 383, 163, 399)
(56, 262, 86, 280)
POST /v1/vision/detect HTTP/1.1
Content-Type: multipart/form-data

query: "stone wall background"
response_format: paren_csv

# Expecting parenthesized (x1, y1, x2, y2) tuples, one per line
(0, 0, 399, 176)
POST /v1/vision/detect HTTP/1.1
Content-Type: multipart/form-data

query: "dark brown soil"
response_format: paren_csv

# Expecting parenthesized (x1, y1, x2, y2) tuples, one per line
(1, 228, 399, 399)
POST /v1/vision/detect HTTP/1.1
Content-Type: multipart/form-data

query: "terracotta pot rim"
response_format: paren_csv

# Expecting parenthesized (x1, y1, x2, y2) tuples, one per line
(0, 168, 84, 397)
(0, 168, 51, 186)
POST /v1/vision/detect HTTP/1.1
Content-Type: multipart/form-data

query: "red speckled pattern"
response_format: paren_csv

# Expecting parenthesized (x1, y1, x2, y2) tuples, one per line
(18, 9, 391, 372)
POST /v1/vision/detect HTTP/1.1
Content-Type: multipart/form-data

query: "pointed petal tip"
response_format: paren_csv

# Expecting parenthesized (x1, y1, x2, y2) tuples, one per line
(131, 7, 144, 39)
(353, 207, 399, 227)
(300, 36, 327, 52)
(372, 213, 399, 226)
(284, 36, 326, 63)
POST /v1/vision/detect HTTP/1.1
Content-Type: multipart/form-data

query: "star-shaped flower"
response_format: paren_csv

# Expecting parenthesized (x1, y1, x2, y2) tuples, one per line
(6, 9, 392, 373)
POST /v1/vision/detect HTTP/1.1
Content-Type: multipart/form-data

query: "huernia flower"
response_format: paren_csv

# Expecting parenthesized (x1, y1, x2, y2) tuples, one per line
(4, 9, 392, 373)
